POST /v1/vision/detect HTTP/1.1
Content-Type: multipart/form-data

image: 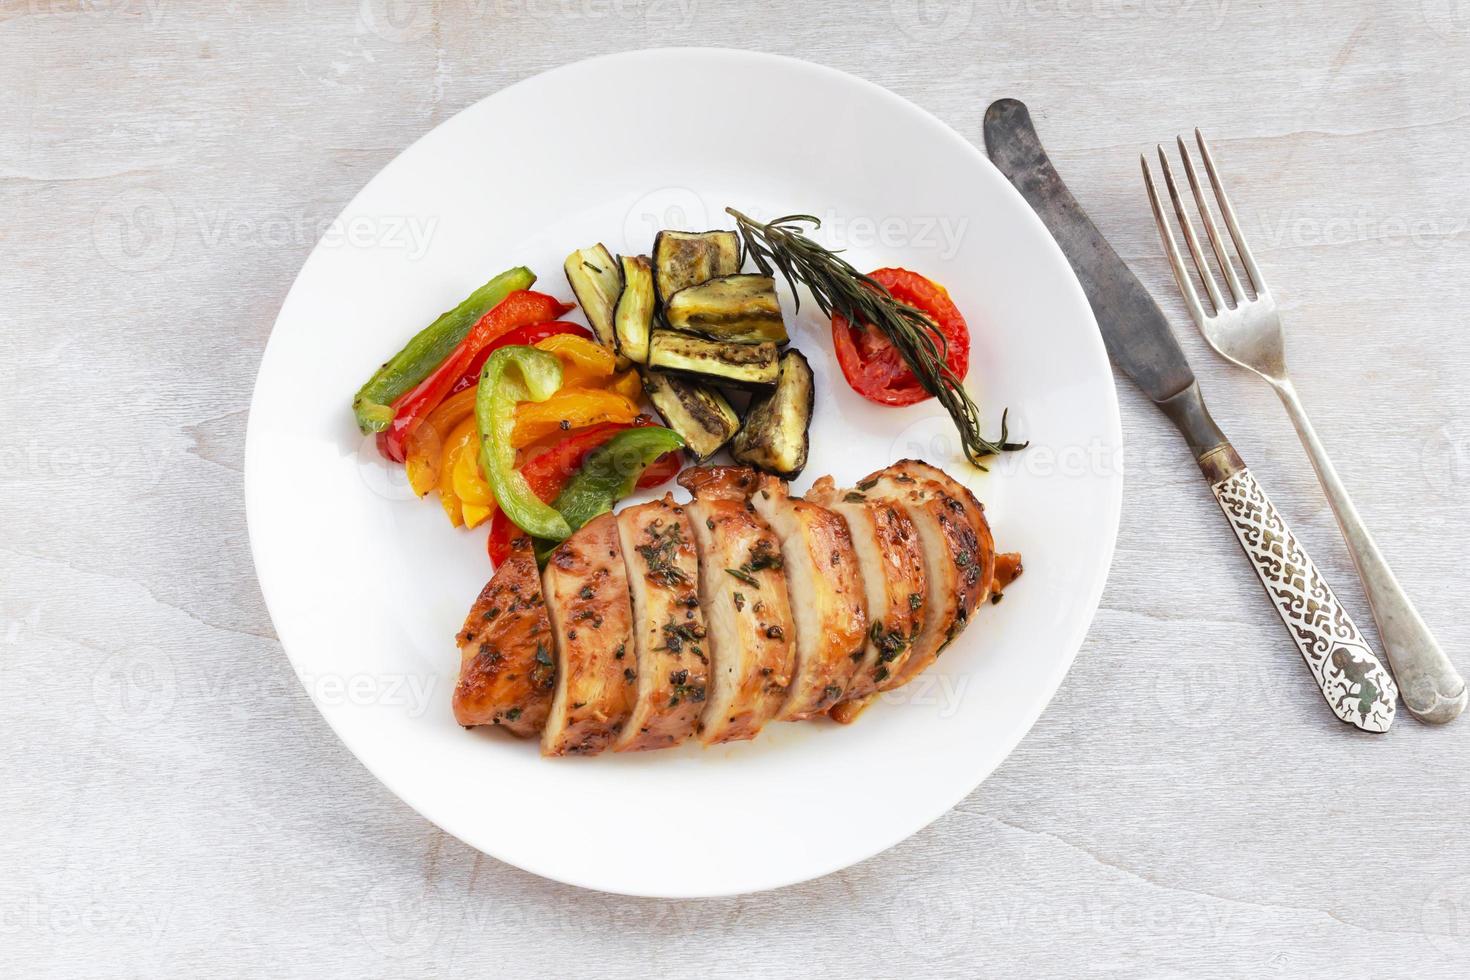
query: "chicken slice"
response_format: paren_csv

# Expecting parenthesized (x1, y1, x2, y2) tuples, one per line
(677, 466, 795, 744)
(540, 512, 637, 756)
(806, 475, 927, 700)
(614, 494, 710, 751)
(859, 460, 994, 689)
(745, 473, 867, 720)
(452, 533, 556, 736)
(893, 458, 997, 608)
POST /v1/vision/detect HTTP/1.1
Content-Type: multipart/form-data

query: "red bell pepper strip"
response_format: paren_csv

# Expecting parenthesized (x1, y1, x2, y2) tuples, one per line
(379, 291, 572, 461)
(636, 445, 682, 489)
(484, 510, 518, 569)
(523, 422, 632, 497)
(447, 321, 593, 396)
(485, 417, 683, 566)
(519, 417, 679, 498)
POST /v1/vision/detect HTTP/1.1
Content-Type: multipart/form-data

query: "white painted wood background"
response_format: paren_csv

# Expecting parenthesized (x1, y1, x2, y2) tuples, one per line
(4, 1, 1470, 976)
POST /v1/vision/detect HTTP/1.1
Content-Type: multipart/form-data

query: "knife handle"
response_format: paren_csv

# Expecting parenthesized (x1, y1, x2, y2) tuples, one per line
(1197, 442, 1397, 732)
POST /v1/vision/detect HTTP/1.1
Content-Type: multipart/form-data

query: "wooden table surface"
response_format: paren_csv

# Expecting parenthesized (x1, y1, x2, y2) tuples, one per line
(5, 2, 1469, 976)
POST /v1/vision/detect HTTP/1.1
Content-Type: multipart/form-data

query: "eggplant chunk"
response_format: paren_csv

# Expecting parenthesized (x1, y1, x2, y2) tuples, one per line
(640, 369, 740, 462)
(652, 230, 742, 306)
(664, 274, 789, 345)
(730, 350, 814, 479)
(647, 330, 778, 389)
(614, 254, 655, 363)
(564, 244, 622, 351)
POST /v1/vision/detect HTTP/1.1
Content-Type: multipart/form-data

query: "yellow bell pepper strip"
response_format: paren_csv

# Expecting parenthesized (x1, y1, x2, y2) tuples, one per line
(453, 442, 495, 508)
(437, 414, 496, 528)
(403, 387, 478, 497)
(438, 416, 479, 527)
(461, 501, 494, 528)
(405, 435, 440, 499)
(509, 387, 641, 449)
(352, 266, 535, 433)
(476, 346, 571, 541)
(607, 368, 643, 403)
(405, 439, 440, 499)
(534, 333, 617, 388)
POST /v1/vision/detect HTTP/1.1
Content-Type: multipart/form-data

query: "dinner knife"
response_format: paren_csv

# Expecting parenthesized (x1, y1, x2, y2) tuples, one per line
(982, 98, 1397, 733)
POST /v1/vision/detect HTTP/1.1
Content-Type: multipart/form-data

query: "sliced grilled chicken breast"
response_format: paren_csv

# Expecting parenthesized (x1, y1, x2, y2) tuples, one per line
(894, 458, 997, 610)
(859, 460, 992, 688)
(453, 534, 556, 736)
(746, 473, 867, 719)
(540, 512, 636, 756)
(678, 467, 795, 744)
(614, 494, 710, 751)
(806, 476, 926, 700)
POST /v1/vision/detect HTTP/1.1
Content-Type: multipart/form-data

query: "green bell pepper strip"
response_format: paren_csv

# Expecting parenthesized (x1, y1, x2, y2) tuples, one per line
(534, 426, 686, 562)
(475, 345, 571, 542)
(352, 266, 535, 432)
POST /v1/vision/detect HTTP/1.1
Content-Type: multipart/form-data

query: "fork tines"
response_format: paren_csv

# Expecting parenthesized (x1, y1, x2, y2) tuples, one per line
(1142, 130, 1269, 322)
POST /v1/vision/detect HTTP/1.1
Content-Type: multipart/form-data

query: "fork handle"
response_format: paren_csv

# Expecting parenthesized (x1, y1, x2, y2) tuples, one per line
(1196, 443, 1398, 732)
(1271, 380, 1467, 724)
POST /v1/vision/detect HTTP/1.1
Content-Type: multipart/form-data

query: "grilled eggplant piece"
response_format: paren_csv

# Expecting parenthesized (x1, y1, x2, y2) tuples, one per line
(564, 243, 622, 351)
(652, 229, 742, 306)
(613, 254, 655, 363)
(664, 274, 788, 344)
(729, 349, 814, 479)
(540, 512, 637, 756)
(641, 370, 740, 462)
(614, 495, 709, 751)
(747, 474, 867, 720)
(452, 534, 557, 736)
(678, 466, 795, 744)
(647, 330, 778, 389)
(806, 476, 926, 700)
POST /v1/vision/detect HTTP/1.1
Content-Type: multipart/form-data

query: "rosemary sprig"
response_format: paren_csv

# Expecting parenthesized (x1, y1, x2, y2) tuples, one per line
(726, 208, 1026, 467)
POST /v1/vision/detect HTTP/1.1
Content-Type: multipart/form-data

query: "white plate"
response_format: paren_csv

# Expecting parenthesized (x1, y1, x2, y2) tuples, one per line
(245, 48, 1121, 898)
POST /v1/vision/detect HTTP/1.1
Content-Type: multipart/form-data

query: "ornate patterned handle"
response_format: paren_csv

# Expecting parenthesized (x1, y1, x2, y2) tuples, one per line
(1203, 446, 1397, 732)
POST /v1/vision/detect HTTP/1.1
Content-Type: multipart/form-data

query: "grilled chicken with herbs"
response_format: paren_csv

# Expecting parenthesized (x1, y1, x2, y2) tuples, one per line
(540, 512, 637, 756)
(452, 533, 557, 736)
(678, 466, 795, 744)
(614, 495, 710, 751)
(746, 473, 868, 720)
(805, 475, 927, 700)
(452, 458, 1016, 754)
(858, 460, 995, 688)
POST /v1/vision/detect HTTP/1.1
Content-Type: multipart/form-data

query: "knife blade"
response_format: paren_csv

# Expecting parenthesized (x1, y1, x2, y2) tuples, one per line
(982, 98, 1225, 457)
(981, 98, 1398, 733)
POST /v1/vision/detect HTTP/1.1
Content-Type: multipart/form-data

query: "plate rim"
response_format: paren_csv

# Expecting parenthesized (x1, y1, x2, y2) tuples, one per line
(244, 46, 1123, 897)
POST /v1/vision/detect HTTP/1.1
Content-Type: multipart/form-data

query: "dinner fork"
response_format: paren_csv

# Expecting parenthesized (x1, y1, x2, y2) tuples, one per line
(1143, 130, 1466, 725)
